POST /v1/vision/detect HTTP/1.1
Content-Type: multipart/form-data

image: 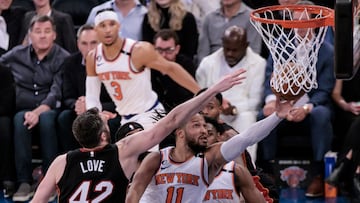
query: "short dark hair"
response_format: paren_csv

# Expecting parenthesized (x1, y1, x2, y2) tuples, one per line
(115, 122, 144, 142)
(77, 24, 95, 38)
(153, 29, 180, 45)
(29, 15, 56, 32)
(204, 116, 225, 134)
(72, 108, 105, 148)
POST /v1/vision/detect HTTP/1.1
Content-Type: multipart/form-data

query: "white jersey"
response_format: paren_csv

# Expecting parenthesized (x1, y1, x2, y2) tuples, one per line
(140, 147, 209, 203)
(95, 38, 158, 115)
(203, 161, 241, 203)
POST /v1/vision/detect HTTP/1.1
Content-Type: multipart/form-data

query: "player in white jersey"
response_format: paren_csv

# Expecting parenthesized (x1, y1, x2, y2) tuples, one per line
(203, 117, 266, 203)
(85, 10, 200, 129)
(139, 147, 208, 203)
(203, 161, 242, 203)
(125, 94, 306, 203)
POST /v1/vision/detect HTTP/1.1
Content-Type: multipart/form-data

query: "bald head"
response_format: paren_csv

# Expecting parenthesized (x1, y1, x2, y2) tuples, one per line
(223, 26, 246, 42)
(222, 26, 248, 67)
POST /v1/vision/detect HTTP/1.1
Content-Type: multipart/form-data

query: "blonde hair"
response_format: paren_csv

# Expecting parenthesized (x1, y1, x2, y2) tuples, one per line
(147, 0, 187, 31)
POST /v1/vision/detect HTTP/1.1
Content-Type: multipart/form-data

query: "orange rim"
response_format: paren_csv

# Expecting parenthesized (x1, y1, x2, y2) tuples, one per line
(250, 5, 334, 28)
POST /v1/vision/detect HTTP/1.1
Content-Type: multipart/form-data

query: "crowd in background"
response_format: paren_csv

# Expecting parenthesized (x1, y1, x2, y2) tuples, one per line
(1, 0, 359, 202)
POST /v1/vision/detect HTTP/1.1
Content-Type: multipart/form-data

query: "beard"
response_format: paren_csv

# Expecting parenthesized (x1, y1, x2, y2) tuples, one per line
(187, 140, 207, 154)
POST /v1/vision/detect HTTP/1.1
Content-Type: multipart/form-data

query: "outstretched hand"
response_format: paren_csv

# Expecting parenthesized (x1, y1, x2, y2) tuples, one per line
(213, 69, 246, 93)
(275, 95, 308, 119)
(275, 98, 294, 118)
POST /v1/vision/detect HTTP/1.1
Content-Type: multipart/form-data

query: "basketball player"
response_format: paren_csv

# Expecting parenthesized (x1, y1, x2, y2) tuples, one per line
(86, 10, 200, 129)
(198, 88, 279, 202)
(203, 117, 266, 203)
(125, 97, 304, 202)
(30, 69, 246, 203)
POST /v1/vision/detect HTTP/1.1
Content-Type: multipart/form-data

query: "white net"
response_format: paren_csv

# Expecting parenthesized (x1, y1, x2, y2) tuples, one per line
(250, 6, 332, 97)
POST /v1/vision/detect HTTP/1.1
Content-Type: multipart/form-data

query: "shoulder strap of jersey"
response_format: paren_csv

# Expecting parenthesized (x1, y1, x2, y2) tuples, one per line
(220, 161, 235, 174)
(121, 38, 137, 56)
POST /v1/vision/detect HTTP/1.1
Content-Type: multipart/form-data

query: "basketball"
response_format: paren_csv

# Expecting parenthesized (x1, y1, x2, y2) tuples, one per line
(270, 63, 306, 101)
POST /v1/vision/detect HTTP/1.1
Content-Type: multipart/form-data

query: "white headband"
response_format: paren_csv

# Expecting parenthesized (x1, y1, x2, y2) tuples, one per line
(94, 10, 119, 26)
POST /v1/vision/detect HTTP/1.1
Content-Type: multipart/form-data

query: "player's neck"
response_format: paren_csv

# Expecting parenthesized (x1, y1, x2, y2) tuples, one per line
(81, 143, 108, 152)
(170, 146, 194, 163)
(102, 38, 123, 60)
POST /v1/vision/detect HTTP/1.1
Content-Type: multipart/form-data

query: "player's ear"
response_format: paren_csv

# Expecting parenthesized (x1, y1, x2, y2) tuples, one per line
(174, 44, 180, 54)
(174, 128, 185, 139)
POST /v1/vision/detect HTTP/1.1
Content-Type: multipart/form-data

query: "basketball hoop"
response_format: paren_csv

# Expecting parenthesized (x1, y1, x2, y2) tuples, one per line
(250, 5, 334, 99)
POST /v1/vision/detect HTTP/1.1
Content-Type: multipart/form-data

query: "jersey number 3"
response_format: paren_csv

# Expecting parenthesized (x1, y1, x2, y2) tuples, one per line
(69, 181, 113, 203)
(110, 81, 123, 100)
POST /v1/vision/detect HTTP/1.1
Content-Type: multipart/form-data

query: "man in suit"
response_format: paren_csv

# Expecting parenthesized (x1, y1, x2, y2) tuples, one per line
(19, 0, 77, 53)
(0, 0, 28, 55)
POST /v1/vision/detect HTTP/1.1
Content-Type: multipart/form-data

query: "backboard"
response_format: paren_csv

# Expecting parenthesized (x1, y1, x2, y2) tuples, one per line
(335, 0, 360, 79)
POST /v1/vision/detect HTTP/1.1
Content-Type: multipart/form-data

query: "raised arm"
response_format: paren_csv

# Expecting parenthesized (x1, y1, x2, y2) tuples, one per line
(125, 152, 161, 203)
(206, 96, 307, 180)
(85, 50, 102, 111)
(31, 154, 66, 203)
(117, 68, 246, 178)
(132, 41, 200, 94)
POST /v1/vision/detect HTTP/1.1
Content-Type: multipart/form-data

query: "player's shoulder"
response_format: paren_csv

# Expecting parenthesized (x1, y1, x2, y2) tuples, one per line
(50, 154, 67, 172)
(133, 41, 154, 53)
(50, 153, 66, 163)
(131, 41, 157, 64)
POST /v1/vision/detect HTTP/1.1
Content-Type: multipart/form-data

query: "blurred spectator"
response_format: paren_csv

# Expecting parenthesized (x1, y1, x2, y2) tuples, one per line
(86, 0, 147, 40)
(0, 62, 16, 198)
(57, 24, 120, 153)
(51, 0, 100, 30)
(0, 15, 69, 202)
(152, 29, 195, 112)
(0, 0, 28, 55)
(142, 0, 198, 60)
(19, 0, 77, 53)
(326, 69, 360, 201)
(196, 25, 266, 162)
(326, 117, 360, 202)
(180, 0, 220, 33)
(332, 69, 360, 151)
(197, 0, 262, 64)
